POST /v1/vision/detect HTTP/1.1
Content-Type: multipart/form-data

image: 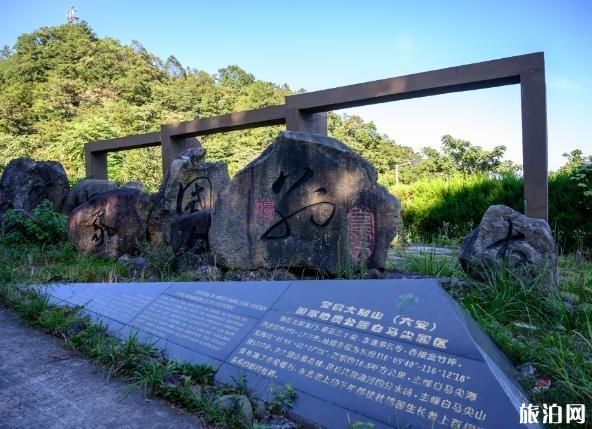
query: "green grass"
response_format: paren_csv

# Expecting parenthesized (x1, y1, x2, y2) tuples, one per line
(388, 249, 464, 278)
(391, 172, 592, 253)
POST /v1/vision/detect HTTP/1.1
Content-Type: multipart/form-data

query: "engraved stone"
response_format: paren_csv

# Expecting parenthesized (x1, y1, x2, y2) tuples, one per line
(209, 132, 401, 274)
(67, 189, 152, 259)
(47, 279, 540, 429)
(459, 205, 558, 289)
(148, 147, 229, 243)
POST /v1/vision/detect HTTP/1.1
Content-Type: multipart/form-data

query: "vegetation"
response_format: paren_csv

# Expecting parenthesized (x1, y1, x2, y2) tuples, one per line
(267, 384, 297, 415)
(392, 167, 592, 253)
(0, 22, 418, 189)
(1, 199, 67, 243)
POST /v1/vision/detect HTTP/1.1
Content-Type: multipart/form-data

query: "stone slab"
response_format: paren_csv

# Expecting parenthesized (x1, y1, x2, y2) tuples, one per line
(45, 279, 540, 429)
(47, 282, 172, 325)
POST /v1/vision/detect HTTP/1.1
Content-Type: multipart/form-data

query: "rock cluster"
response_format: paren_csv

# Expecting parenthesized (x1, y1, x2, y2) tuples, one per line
(4, 134, 562, 287)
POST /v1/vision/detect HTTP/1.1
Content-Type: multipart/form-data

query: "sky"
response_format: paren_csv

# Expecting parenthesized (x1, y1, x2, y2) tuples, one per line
(1, 0, 591, 170)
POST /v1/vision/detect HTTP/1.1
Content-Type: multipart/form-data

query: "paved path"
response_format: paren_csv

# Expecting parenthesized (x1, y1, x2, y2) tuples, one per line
(0, 306, 204, 429)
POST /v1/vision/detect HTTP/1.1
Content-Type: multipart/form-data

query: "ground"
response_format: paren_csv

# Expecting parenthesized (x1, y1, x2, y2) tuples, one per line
(0, 305, 204, 429)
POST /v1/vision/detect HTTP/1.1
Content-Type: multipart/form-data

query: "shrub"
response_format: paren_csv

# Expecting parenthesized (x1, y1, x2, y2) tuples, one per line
(391, 171, 592, 253)
(1, 199, 67, 244)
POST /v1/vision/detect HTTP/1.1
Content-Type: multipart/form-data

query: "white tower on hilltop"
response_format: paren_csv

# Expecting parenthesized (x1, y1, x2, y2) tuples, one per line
(66, 6, 80, 24)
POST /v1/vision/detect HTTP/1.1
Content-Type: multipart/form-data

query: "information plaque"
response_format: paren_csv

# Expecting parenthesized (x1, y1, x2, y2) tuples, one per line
(47, 279, 540, 429)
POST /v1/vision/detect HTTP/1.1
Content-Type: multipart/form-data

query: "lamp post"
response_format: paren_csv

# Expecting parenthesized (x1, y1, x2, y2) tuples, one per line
(395, 159, 422, 186)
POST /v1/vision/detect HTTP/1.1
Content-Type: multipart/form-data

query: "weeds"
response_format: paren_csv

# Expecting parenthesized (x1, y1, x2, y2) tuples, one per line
(388, 249, 464, 278)
(267, 384, 297, 415)
(1, 199, 67, 244)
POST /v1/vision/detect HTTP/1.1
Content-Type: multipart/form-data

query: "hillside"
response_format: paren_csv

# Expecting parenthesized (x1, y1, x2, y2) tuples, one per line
(0, 22, 416, 190)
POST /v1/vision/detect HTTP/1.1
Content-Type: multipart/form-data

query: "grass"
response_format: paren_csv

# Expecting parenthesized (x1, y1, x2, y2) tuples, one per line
(1, 240, 591, 427)
(388, 248, 464, 278)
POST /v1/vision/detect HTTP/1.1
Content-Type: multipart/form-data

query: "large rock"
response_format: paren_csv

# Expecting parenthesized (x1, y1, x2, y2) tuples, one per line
(0, 158, 69, 212)
(61, 179, 118, 214)
(147, 147, 229, 243)
(209, 131, 400, 274)
(68, 189, 152, 258)
(170, 209, 211, 255)
(459, 204, 558, 288)
(120, 181, 145, 191)
(170, 209, 215, 270)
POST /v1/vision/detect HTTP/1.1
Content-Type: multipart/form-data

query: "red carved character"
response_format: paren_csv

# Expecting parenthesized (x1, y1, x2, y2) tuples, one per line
(347, 206, 375, 262)
(254, 199, 275, 222)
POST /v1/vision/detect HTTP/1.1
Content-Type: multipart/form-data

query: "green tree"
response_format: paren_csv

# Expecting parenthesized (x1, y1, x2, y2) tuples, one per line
(414, 134, 519, 178)
(561, 149, 592, 171)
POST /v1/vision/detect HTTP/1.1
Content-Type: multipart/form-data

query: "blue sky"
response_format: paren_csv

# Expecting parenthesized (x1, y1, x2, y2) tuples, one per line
(1, 0, 591, 170)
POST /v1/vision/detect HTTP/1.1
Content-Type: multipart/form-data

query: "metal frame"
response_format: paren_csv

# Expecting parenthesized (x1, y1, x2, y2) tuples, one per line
(85, 52, 548, 220)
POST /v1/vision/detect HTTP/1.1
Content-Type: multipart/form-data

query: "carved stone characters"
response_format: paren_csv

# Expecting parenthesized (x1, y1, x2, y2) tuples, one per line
(147, 147, 230, 243)
(459, 204, 558, 289)
(209, 131, 401, 274)
(68, 189, 152, 258)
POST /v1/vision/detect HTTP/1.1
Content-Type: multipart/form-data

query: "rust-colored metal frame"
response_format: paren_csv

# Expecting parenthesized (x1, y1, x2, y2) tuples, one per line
(85, 52, 548, 220)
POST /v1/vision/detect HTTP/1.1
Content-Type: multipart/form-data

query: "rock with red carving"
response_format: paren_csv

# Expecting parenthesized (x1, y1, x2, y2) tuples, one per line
(209, 131, 401, 274)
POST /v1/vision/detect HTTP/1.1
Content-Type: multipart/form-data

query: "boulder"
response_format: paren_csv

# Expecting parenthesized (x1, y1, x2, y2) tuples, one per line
(459, 205, 558, 288)
(68, 189, 152, 258)
(61, 179, 118, 214)
(0, 157, 69, 212)
(147, 147, 229, 243)
(170, 209, 211, 255)
(189, 265, 224, 281)
(170, 209, 214, 270)
(120, 181, 145, 191)
(117, 254, 150, 277)
(209, 131, 400, 275)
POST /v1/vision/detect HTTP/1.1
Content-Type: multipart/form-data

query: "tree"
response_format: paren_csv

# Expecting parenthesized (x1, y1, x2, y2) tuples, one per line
(0, 45, 12, 60)
(415, 135, 518, 178)
(163, 55, 185, 79)
(561, 149, 592, 171)
(328, 113, 417, 181)
(1, 23, 418, 191)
